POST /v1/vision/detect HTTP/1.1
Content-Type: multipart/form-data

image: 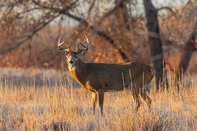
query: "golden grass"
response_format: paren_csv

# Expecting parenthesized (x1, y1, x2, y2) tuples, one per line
(0, 68, 197, 130)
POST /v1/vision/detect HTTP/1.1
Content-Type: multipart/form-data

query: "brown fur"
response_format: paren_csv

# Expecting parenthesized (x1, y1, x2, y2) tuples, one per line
(68, 56, 153, 115)
(58, 37, 153, 115)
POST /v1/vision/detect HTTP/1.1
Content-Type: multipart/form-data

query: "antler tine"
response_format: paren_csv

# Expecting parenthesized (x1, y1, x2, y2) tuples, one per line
(84, 35, 89, 46)
(68, 43, 72, 48)
(78, 43, 80, 51)
(79, 35, 89, 49)
(58, 35, 65, 49)
(58, 35, 72, 51)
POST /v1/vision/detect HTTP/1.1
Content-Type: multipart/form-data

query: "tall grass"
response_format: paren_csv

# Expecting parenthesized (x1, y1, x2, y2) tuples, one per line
(0, 68, 197, 130)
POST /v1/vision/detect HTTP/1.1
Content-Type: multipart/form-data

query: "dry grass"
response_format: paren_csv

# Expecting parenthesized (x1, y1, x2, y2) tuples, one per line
(0, 68, 197, 130)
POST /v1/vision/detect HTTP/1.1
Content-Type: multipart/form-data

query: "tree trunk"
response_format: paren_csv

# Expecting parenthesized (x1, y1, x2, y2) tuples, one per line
(176, 22, 197, 92)
(115, 0, 130, 30)
(143, 0, 168, 91)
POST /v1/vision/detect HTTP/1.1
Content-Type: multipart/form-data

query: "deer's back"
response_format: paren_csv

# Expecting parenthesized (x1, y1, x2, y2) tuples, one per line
(85, 62, 153, 92)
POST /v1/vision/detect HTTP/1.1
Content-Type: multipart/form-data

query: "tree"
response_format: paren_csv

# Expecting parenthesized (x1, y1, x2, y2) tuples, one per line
(0, 0, 196, 91)
(176, 22, 197, 92)
(143, 0, 168, 91)
(0, 0, 132, 65)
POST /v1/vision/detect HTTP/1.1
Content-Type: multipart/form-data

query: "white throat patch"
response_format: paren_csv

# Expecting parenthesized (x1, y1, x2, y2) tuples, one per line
(68, 64, 76, 71)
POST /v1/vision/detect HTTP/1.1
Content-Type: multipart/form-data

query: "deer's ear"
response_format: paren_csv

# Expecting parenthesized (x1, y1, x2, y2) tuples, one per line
(64, 52, 69, 57)
(61, 49, 69, 56)
(78, 49, 88, 56)
(64, 49, 70, 56)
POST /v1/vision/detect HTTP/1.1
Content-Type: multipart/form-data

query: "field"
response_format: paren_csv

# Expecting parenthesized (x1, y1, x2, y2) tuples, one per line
(0, 68, 197, 130)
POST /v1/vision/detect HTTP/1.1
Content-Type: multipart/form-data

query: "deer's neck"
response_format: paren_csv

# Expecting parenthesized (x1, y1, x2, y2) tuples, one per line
(69, 59, 87, 87)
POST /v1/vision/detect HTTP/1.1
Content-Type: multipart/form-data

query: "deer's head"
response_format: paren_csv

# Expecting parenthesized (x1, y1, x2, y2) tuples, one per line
(58, 35, 89, 71)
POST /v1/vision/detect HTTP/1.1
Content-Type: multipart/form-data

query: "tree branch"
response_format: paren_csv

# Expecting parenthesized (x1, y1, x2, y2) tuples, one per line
(63, 12, 130, 62)
(32, 0, 78, 13)
(157, 6, 176, 16)
(0, 14, 60, 56)
(98, 0, 128, 25)
(87, 0, 96, 20)
(0, 1, 76, 56)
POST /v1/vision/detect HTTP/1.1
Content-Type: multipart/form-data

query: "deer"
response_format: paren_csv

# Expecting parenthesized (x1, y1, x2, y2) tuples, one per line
(58, 35, 154, 115)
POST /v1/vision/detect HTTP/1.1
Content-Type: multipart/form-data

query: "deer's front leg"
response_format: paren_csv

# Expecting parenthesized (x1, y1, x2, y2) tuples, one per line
(92, 93, 97, 114)
(97, 89, 105, 115)
(131, 86, 141, 112)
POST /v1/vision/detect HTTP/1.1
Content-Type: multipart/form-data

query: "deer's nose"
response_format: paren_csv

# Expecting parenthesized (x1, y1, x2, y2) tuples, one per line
(69, 60, 74, 64)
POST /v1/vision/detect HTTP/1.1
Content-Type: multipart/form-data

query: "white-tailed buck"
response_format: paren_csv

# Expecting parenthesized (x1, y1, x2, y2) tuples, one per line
(58, 35, 154, 115)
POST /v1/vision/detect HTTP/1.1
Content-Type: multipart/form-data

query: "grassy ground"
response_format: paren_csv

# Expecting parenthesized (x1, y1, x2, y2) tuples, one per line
(0, 68, 197, 130)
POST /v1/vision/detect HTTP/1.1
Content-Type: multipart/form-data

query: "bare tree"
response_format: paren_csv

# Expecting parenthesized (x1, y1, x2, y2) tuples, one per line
(0, 0, 132, 64)
(143, 0, 168, 91)
(176, 22, 197, 92)
(0, 0, 196, 92)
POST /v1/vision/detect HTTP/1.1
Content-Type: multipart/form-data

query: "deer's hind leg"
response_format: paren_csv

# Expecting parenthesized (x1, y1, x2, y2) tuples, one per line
(139, 86, 152, 111)
(130, 86, 141, 112)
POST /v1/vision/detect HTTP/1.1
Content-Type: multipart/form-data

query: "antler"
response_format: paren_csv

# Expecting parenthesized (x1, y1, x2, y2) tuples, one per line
(78, 35, 89, 51)
(58, 35, 72, 53)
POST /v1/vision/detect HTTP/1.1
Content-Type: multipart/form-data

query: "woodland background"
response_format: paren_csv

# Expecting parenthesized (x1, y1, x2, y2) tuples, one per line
(0, 0, 197, 89)
(0, 0, 197, 130)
